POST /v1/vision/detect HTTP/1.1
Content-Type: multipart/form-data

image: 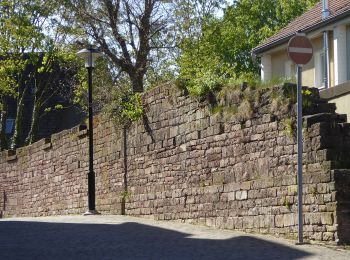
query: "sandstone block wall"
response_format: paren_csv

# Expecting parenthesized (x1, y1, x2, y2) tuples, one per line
(0, 125, 123, 217)
(0, 84, 349, 244)
(0, 183, 3, 218)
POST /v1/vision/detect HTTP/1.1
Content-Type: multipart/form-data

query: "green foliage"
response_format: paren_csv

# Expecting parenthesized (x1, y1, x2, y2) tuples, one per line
(177, 24, 234, 97)
(0, 1, 48, 53)
(236, 99, 253, 122)
(282, 196, 291, 210)
(282, 118, 296, 139)
(62, 0, 177, 93)
(214, 83, 258, 123)
(0, 57, 23, 98)
(0, 1, 83, 148)
(73, 57, 115, 115)
(54, 104, 64, 110)
(177, 0, 318, 96)
(121, 93, 143, 122)
(302, 89, 312, 96)
(120, 190, 131, 200)
(44, 104, 64, 113)
(211, 105, 224, 114)
(311, 186, 318, 196)
(104, 91, 144, 127)
(302, 88, 313, 109)
(253, 171, 262, 180)
(211, 104, 239, 122)
(254, 77, 296, 90)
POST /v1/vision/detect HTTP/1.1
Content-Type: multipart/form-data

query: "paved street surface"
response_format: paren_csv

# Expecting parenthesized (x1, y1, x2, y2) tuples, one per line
(0, 215, 349, 260)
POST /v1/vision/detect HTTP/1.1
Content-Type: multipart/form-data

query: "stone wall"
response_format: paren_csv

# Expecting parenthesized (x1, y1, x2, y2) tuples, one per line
(0, 84, 349, 244)
(0, 124, 123, 217)
(0, 182, 3, 218)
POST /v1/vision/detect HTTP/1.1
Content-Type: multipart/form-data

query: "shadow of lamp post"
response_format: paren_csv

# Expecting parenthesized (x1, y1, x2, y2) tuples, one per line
(77, 47, 102, 215)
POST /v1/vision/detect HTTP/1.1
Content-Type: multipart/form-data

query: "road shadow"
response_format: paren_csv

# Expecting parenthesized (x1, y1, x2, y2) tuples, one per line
(0, 221, 312, 260)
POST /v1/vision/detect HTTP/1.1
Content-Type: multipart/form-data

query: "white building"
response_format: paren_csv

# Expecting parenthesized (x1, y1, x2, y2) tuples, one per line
(252, 0, 350, 119)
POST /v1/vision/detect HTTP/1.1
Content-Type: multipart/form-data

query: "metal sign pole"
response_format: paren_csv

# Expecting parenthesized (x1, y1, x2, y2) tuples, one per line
(288, 33, 312, 245)
(297, 65, 303, 244)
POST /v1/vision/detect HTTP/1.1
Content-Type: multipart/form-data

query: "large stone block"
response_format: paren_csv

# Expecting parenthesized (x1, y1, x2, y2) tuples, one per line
(235, 190, 248, 201)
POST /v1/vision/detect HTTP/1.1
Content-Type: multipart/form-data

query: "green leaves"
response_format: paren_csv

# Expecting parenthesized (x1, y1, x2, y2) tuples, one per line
(0, 1, 48, 53)
(104, 90, 144, 127)
(121, 93, 143, 122)
(44, 104, 64, 113)
(0, 0, 83, 147)
(0, 1, 51, 100)
(177, 0, 319, 97)
(0, 56, 25, 97)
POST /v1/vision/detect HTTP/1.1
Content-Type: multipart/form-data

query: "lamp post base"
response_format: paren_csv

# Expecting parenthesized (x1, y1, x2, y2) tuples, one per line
(83, 210, 101, 216)
(295, 241, 310, 245)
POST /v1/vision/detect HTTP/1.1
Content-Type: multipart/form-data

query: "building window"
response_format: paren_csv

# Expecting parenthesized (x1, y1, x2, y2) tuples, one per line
(5, 119, 15, 135)
(31, 85, 36, 95)
(315, 51, 325, 88)
(346, 25, 350, 81)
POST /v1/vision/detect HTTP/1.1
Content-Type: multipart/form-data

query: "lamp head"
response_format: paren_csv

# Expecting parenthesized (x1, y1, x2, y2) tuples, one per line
(77, 47, 102, 68)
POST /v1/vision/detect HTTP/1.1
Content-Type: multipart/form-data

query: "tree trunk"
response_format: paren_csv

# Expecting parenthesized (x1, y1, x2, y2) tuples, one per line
(25, 99, 41, 145)
(11, 87, 28, 149)
(0, 99, 8, 151)
(131, 72, 144, 93)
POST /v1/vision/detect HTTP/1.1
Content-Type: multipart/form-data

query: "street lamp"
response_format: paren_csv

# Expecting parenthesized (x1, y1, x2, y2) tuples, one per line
(77, 47, 102, 215)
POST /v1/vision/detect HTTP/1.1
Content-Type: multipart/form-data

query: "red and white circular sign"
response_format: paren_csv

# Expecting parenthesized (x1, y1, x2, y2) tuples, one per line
(287, 34, 313, 65)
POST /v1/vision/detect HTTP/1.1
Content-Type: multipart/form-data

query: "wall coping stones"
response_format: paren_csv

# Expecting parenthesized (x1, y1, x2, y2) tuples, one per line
(77, 124, 88, 138)
(42, 138, 52, 150)
(320, 81, 350, 100)
(304, 113, 347, 127)
(6, 150, 17, 162)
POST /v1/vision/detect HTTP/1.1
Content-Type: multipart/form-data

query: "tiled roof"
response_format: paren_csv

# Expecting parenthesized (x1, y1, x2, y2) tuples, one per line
(253, 0, 350, 54)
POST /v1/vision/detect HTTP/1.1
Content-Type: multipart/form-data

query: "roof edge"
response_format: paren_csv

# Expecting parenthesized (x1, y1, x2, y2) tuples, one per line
(252, 9, 350, 56)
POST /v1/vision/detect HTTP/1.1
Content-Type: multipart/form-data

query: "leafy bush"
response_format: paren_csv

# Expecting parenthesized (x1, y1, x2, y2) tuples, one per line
(104, 91, 143, 127)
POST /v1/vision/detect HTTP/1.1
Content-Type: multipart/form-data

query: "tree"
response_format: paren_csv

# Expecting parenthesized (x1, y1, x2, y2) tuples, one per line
(25, 49, 81, 144)
(177, 0, 319, 95)
(218, 0, 319, 75)
(0, 56, 19, 150)
(0, 0, 80, 148)
(63, 0, 172, 93)
(171, 0, 226, 39)
(0, 0, 45, 148)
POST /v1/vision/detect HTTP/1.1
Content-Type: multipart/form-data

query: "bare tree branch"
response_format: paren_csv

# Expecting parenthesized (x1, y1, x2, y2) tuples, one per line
(64, 0, 170, 92)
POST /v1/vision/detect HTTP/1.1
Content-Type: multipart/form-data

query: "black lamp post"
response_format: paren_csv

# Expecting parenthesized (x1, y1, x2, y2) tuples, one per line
(77, 47, 101, 215)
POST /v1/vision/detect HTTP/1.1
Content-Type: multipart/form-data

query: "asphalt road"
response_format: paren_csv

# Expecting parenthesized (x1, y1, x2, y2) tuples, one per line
(0, 215, 349, 260)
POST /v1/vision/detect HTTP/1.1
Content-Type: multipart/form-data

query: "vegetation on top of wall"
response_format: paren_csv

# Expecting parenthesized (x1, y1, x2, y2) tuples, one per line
(172, 76, 320, 126)
(103, 91, 144, 128)
(282, 117, 296, 139)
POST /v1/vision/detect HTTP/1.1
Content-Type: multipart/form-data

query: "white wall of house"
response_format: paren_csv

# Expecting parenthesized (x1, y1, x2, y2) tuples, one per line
(261, 54, 272, 82)
(284, 60, 296, 80)
(346, 25, 350, 81)
(331, 94, 350, 120)
(259, 20, 350, 91)
(257, 18, 350, 124)
(315, 50, 325, 88)
(333, 24, 347, 85)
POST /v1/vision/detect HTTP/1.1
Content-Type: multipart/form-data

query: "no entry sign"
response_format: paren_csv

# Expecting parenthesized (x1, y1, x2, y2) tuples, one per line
(288, 32, 314, 245)
(288, 34, 313, 65)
